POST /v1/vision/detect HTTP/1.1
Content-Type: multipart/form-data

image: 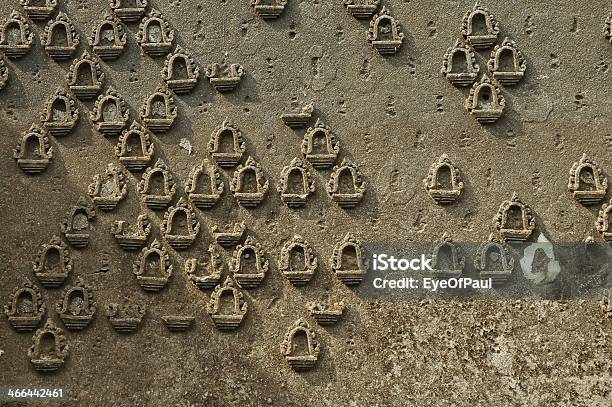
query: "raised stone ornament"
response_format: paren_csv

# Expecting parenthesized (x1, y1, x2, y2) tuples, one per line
(138, 159, 176, 210)
(207, 277, 248, 331)
(161, 198, 200, 249)
(91, 87, 129, 136)
(105, 303, 146, 334)
(4, 280, 46, 332)
(0, 55, 7, 91)
(88, 163, 128, 211)
(115, 121, 155, 172)
(56, 277, 96, 331)
(66, 52, 105, 100)
(307, 301, 345, 326)
(343, 0, 379, 19)
(41, 88, 79, 137)
(133, 239, 173, 292)
(20, 0, 57, 21)
(110, 0, 147, 23)
(185, 245, 223, 290)
(140, 85, 177, 133)
(185, 161, 224, 209)
(279, 235, 317, 286)
(280, 102, 314, 128)
(0, 11, 34, 58)
(28, 320, 68, 373)
(230, 156, 269, 207)
(461, 2, 499, 49)
(327, 158, 366, 208)
(567, 153, 608, 205)
(465, 75, 505, 124)
(230, 236, 268, 288)
(137, 10, 174, 57)
(494, 192, 535, 241)
(90, 13, 127, 60)
(301, 119, 339, 169)
(430, 233, 465, 279)
(212, 222, 246, 248)
(441, 39, 479, 86)
(367, 7, 404, 55)
(597, 198, 612, 241)
(41, 12, 79, 61)
(13, 124, 53, 174)
(162, 46, 199, 94)
(331, 232, 366, 285)
(33, 236, 72, 288)
(278, 158, 315, 208)
(207, 120, 245, 168)
(251, 0, 287, 19)
(111, 214, 151, 250)
(280, 318, 320, 371)
(162, 315, 194, 332)
(606, 14, 612, 43)
(206, 60, 244, 92)
(423, 154, 464, 204)
(474, 234, 514, 285)
(60, 196, 96, 248)
(488, 38, 527, 86)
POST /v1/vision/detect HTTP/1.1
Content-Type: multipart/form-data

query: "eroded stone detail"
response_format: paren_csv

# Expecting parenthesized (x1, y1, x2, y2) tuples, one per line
(494, 192, 535, 241)
(465, 75, 505, 124)
(162, 315, 194, 332)
(229, 236, 268, 288)
(441, 39, 479, 86)
(28, 320, 68, 374)
(42, 12, 79, 61)
(4, 280, 46, 332)
(133, 239, 172, 292)
(115, 121, 155, 172)
(307, 301, 345, 325)
(331, 232, 366, 285)
(137, 9, 174, 57)
(327, 158, 366, 208)
(90, 12, 127, 60)
(66, 51, 105, 100)
(279, 235, 317, 286)
(109, 0, 147, 23)
(41, 88, 79, 137)
(278, 158, 315, 208)
(60, 196, 96, 249)
(105, 303, 146, 334)
(162, 46, 199, 94)
(206, 59, 244, 92)
(430, 233, 465, 279)
(423, 154, 463, 204)
(185, 245, 223, 290)
(596, 198, 612, 241)
(251, 0, 287, 19)
(474, 233, 514, 285)
(185, 161, 224, 209)
(111, 214, 151, 250)
(568, 153, 608, 205)
(88, 163, 128, 211)
(230, 156, 269, 207)
(488, 37, 526, 85)
(280, 318, 320, 371)
(212, 222, 246, 248)
(33, 236, 72, 288)
(280, 102, 314, 128)
(56, 277, 96, 331)
(138, 159, 176, 210)
(20, 0, 57, 21)
(207, 277, 248, 330)
(343, 0, 379, 19)
(0, 11, 34, 58)
(161, 197, 200, 249)
(13, 124, 53, 174)
(461, 2, 499, 49)
(606, 14, 612, 43)
(367, 7, 404, 55)
(0, 55, 7, 90)
(140, 85, 177, 133)
(208, 120, 245, 168)
(91, 87, 129, 136)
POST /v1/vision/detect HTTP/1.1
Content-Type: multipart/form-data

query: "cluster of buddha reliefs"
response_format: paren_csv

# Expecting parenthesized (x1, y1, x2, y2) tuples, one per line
(41, 88, 79, 137)
(281, 318, 320, 371)
(207, 277, 248, 331)
(88, 163, 128, 211)
(90, 13, 127, 60)
(0, 11, 34, 58)
(33, 236, 72, 288)
(567, 153, 608, 205)
(494, 192, 535, 241)
(423, 154, 464, 204)
(343, 0, 379, 19)
(105, 303, 146, 334)
(251, 0, 287, 20)
(5, 281, 46, 332)
(279, 235, 318, 286)
(28, 320, 68, 373)
(137, 9, 174, 57)
(367, 7, 404, 55)
(56, 278, 96, 331)
(13, 125, 53, 174)
(91, 87, 129, 136)
(42, 12, 79, 61)
(133, 239, 173, 291)
(20, 0, 58, 21)
(111, 214, 151, 250)
(115, 121, 155, 171)
(60, 197, 96, 249)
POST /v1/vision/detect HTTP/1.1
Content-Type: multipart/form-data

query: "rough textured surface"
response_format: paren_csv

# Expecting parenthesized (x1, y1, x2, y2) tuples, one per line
(1, 0, 611, 406)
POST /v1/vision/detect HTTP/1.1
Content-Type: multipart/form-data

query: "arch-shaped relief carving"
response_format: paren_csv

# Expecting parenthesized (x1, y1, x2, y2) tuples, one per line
(90, 12, 127, 60)
(111, 214, 151, 250)
(138, 159, 176, 210)
(41, 88, 79, 137)
(430, 233, 465, 278)
(230, 156, 269, 207)
(91, 87, 129, 136)
(185, 245, 223, 290)
(301, 119, 339, 169)
(279, 235, 317, 286)
(0, 11, 34, 58)
(367, 7, 404, 55)
(488, 37, 526, 85)
(161, 197, 200, 249)
(4, 280, 46, 332)
(14, 124, 53, 174)
(105, 303, 146, 334)
(465, 75, 505, 124)
(280, 102, 314, 128)
(597, 198, 612, 241)
(140, 85, 177, 133)
(206, 60, 244, 92)
(343, 0, 379, 19)
(461, 2, 499, 49)
(41, 12, 79, 61)
(185, 161, 224, 209)
(20, 0, 57, 21)
(137, 9, 174, 57)
(207, 120, 245, 168)
(252, 0, 287, 19)
(207, 277, 248, 330)
(66, 51, 105, 100)
(423, 154, 464, 204)
(28, 320, 68, 373)
(33, 236, 72, 288)
(133, 238, 172, 292)
(331, 232, 366, 285)
(60, 196, 96, 248)
(230, 236, 268, 288)
(88, 163, 128, 211)
(212, 221, 246, 247)
(441, 39, 479, 86)
(280, 318, 320, 371)
(56, 277, 96, 331)
(568, 153, 608, 205)
(0, 55, 7, 91)
(115, 121, 155, 171)
(278, 158, 315, 208)
(494, 192, 535, 241)
(327, 158, 366, 208)
(109, 0, 147, 23)
(307, 301, 345, 326)
(474, 233, 514, 285)
(162, 46, 199, 94)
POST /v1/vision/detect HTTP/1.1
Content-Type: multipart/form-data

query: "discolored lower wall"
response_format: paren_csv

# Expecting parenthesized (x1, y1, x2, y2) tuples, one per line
(0, 0, 611, 406)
